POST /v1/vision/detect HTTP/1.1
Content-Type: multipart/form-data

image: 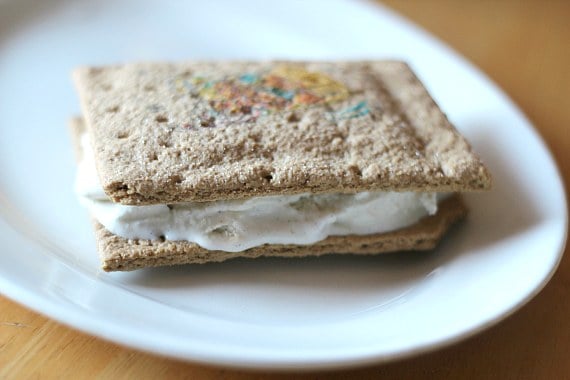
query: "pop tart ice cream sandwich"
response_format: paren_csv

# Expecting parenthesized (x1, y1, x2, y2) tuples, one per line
(71, 61, 491, 271)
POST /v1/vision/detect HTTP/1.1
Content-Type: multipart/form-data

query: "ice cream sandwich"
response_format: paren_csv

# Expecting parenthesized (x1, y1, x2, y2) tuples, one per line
(71, 61, 490, 271)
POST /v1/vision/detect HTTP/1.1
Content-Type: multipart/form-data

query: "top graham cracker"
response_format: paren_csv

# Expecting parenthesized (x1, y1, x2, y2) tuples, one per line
(73, 60, 491, 205)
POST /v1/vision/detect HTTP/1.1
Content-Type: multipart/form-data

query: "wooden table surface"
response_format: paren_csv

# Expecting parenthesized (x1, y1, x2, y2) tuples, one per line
(1, 1, 569, 378)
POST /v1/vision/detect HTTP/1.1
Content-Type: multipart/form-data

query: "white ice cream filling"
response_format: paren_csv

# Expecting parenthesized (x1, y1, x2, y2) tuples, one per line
(76, 134, 442, 252)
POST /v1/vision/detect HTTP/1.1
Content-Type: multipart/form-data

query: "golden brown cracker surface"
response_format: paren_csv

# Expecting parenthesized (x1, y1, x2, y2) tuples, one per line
(73, 61, 491, 205)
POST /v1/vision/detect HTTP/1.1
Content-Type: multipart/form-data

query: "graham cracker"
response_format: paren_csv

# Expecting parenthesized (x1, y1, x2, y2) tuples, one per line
(73, 61, 491, 205)
(94, 195, 466, 271)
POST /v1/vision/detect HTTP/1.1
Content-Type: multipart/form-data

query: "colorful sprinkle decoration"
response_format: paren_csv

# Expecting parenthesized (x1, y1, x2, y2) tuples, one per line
(334, 101, 370, 119)
(175, 65, 370, 125)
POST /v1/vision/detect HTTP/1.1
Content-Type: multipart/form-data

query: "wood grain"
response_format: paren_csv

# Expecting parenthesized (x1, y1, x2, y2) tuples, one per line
(2, 1, 569, 378)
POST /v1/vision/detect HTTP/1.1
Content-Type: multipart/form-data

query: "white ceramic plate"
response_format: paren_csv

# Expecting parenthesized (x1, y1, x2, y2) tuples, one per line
(0, 0, 566, 370)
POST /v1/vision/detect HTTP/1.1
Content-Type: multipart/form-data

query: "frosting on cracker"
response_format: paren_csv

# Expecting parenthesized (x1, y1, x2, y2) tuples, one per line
(76, 133, 440, 252)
